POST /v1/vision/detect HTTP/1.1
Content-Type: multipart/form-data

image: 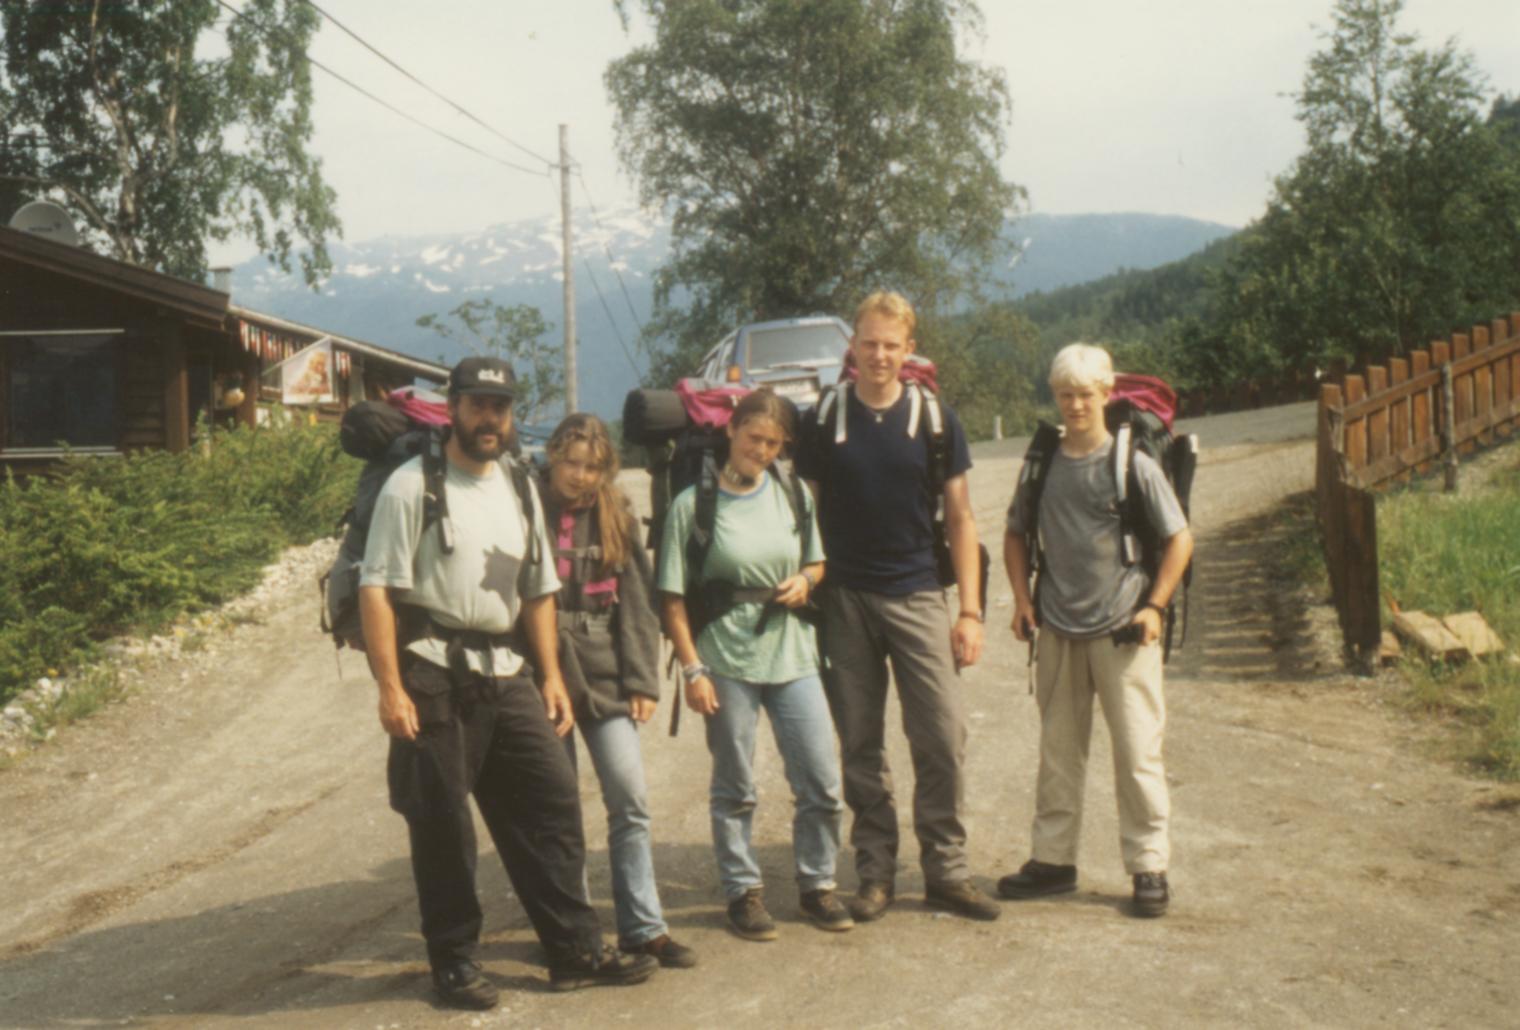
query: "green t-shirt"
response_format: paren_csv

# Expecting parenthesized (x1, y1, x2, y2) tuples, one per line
(656, 470, 825, 684)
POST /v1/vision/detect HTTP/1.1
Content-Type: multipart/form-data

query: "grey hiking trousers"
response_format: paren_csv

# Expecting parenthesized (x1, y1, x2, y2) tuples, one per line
(819, 585, 970, 887)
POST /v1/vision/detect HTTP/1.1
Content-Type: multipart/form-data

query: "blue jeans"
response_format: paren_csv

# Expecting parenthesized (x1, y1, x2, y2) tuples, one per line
(568, 714, 669, 946)
(705, 672, 845, 900)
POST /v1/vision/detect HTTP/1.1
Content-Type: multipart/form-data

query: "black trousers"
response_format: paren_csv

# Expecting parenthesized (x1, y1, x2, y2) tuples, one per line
(387, 659, 602, 969)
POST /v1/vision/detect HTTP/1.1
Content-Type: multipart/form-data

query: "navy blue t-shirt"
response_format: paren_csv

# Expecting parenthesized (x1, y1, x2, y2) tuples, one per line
(795, 384, 972, 595)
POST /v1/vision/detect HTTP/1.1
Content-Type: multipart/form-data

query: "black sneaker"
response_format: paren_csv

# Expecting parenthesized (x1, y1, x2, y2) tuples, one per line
(845, 880, 894, 922)
(622, 933, 698, 969)
(1132, 871, 1169, 918)
(924, 880, 1001, 921)
(432, 960, 498, 1010)
(800, 888, 855, 932)
(727, 888, 779, 941)
(997, 859, 1078, 899)
(548, 944, 659, 992)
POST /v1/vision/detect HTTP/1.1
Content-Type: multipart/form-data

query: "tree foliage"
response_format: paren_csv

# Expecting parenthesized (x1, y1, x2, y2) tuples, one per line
(0, 0, 340, 285)
(417, 300, 563, 426)
(607, 0, 1022, 384)
(1184, 0, 1520, 381)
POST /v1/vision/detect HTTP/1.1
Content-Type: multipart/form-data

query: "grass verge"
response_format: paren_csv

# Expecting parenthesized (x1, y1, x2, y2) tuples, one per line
(1377, 450, 1520, 780)
(0, 416, 358, 706)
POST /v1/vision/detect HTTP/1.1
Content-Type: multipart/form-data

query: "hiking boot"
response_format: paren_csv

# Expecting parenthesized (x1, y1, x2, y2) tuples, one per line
(997, 859, 1078, 900)
(622, 933, 698, 969)
(845, 880, 894, 923)
(800, 888, 855, 932)
(548, 944, 659, 991)
(432, 960, 498, 1010)
(727, 888, 780, 941)
(1132, 871, 1169, 918)
(924, 880, 1001, 921)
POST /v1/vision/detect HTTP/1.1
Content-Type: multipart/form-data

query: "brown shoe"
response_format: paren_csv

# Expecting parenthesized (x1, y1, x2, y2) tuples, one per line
(623, 933, 698, 968)
(925, 880, 1001, 921)
(845, 880, 894, 922)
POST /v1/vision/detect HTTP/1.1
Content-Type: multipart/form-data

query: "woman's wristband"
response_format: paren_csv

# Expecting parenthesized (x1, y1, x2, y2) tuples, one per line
(801, 568, 820, 591)
(682, 662, 710, 686)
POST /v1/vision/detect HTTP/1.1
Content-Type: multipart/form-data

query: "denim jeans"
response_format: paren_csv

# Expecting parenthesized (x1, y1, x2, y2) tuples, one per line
(568, 714, 670, 945)
(704, 671, 844, 900)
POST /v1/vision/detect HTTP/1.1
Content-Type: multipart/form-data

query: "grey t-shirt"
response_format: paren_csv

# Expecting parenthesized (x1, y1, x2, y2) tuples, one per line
(1007, 438, 1187, 639)
(361, 455, 559, 676)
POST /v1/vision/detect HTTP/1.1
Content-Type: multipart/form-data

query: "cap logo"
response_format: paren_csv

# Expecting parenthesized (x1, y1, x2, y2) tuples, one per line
(477, 369, 507, 384)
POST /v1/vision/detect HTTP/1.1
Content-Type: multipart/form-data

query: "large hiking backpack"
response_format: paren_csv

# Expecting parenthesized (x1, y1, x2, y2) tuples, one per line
(320, 391, 539, 653)
(1018, 373, 1198, 659)
(812, 358, 992, 615)
(623, 380, 813, 734)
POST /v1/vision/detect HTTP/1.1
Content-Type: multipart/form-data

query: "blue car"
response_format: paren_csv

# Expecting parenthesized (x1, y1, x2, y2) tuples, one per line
(689, 315, 851, 412)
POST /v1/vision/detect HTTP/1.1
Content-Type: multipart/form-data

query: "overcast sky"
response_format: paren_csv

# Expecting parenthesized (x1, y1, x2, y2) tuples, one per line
(210, 0, 1520, 265)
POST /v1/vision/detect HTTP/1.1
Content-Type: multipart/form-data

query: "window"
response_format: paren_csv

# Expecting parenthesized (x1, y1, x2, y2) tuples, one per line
(4, 332, 120, 450)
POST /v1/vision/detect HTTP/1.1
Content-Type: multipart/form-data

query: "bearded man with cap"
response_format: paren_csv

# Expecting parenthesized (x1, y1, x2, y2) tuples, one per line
(360, 356, 657, 1008)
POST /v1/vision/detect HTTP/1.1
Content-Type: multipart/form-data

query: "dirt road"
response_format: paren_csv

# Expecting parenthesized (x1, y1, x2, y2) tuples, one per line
(2, 400, 1517, 1028)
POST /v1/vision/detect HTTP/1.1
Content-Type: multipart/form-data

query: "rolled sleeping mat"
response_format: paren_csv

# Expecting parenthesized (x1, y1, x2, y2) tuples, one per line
(622, 388, 689, 445)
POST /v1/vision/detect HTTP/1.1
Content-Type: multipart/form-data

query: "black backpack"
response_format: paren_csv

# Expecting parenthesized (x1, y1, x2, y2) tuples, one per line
(1017, 390, 1198, 659)
(811, 379, 991, 615)
(320, 400, 539, 652)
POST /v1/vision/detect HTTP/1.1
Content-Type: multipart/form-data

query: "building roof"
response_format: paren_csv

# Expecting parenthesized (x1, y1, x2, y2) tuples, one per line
(0, 225, 227, 329)
(0, 223, 448, 383)
(229, 305, 448, 382)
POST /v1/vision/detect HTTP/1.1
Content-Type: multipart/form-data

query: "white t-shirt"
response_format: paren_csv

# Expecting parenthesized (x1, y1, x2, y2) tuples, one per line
(361, 455, 559, 676)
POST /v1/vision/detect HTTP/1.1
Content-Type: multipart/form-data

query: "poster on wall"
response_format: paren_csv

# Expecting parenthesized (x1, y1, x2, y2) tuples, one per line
(281, 339, 334, 405)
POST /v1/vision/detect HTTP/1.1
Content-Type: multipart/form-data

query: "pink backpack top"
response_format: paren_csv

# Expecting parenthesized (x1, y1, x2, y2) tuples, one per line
(1109, 373, 1177, 431)
(675, 378, 751, 430)
(386, 385, 451, 427)
(839, 351, 940, 393)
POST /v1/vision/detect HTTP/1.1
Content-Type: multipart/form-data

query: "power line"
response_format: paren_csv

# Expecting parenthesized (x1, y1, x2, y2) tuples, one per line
(575, 168, 647, 334)
(214, 0, 546, 178)
(295, 0, 557, 169)
(580, 256, 643, 379)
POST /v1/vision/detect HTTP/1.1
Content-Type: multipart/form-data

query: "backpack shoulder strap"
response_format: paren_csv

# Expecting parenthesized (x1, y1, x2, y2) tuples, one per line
(774, 462, 813, 563)
(916, 384, 948, 496)
(685, 447, 722, 584)
(422, 427, 454, 555)
(1020, 421, 1063, 547)
(507, 458, 541, 566)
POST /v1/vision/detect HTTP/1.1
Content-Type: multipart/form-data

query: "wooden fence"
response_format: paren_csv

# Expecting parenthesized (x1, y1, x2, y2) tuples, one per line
(1315, 313, 1520, 660)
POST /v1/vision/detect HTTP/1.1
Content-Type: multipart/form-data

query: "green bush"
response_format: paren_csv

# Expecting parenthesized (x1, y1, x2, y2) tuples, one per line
(0, 417, 359, 703)
(1379, 457, 1520, 779)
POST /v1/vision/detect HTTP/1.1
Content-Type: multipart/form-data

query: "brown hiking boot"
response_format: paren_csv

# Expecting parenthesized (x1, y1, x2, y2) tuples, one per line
(925, 880, 1001, 921)
(727, 888, 779, 941)
(845, 880, 894, 922)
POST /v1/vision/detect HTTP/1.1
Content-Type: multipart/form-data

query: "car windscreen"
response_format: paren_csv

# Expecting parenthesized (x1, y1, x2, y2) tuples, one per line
(745, 324, 848, 371)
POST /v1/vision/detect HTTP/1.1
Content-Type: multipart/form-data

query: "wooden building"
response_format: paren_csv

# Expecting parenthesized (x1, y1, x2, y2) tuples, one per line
(0, 225, 446, 475)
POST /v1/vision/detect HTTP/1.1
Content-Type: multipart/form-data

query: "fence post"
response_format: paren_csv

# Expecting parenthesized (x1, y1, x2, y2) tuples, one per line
(1441, 361, 1459, 493)
(1342, 484, 1381, 669)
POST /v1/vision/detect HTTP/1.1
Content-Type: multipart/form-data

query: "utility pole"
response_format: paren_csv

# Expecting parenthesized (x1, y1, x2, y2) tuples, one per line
(559, 124, 578, 415)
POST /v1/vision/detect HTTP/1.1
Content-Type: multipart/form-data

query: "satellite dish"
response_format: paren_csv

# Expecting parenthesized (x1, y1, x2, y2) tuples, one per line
(9, 200, 81, 247)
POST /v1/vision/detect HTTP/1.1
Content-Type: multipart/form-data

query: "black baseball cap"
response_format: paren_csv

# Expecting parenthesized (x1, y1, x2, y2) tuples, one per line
(448, 356, 516, 398)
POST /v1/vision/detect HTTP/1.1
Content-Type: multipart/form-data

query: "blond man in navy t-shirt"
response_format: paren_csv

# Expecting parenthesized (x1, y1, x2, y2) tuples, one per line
(796, 291, 1000, 923)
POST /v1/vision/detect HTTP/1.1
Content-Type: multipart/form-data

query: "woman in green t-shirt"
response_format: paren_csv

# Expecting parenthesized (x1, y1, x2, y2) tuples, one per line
(657, 389, 852, 942)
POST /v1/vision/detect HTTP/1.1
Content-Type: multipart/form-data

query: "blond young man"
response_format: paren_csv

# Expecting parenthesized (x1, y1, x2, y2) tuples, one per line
(1000, 343, 1193, 917)
(796, 291, 998, 922)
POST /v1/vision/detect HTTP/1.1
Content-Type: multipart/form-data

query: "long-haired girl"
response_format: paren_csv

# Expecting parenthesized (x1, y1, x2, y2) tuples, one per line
(541, 413, 696, 969)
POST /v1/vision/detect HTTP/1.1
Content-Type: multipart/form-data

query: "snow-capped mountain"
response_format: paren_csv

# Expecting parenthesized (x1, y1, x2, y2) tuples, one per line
(224, 209, 1236, 420)
(227, 208, 667, 420)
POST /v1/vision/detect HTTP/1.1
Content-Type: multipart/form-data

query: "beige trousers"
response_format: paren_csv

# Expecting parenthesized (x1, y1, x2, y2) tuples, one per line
(1030, 631, 1169, 874)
